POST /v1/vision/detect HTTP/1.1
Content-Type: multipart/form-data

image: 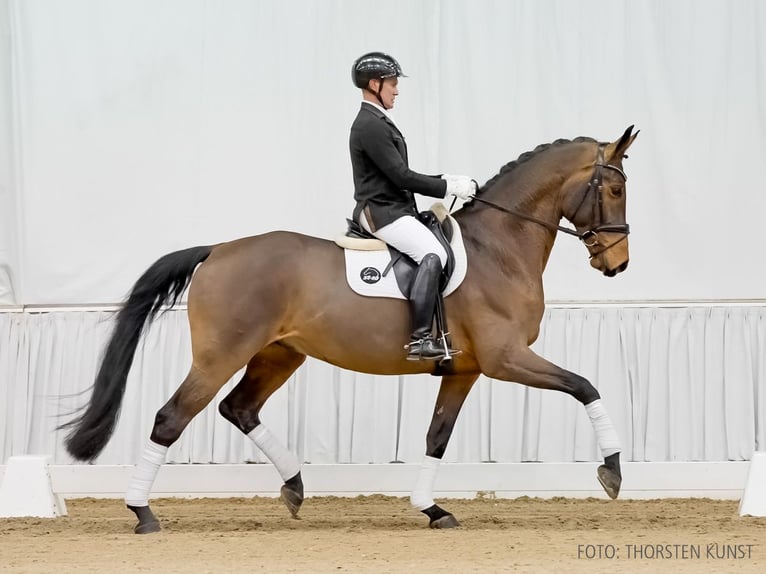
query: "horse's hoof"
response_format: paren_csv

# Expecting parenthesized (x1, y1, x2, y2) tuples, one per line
(127, 504, 161, 534)
(280, 484, 303, 519)
(134, 520, 161, 534)
(429, 514, 461, 529)
(421, 504, 460, 529)
(597, 464, 621, 499)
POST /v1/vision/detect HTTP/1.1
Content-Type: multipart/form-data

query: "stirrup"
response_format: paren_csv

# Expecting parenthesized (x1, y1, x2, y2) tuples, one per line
(404, 337, 444, 361)
(436, 331, 462, 365)
(405, 336, 461, 363)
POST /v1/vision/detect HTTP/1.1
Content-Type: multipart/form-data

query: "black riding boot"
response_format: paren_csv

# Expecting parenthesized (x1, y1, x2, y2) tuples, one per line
(405, 253, 449, 361)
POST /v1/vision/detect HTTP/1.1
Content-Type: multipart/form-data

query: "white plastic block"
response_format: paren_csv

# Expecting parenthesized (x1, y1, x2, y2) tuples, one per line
(0, 455, 68, 518)
(739, 452, 766, 517)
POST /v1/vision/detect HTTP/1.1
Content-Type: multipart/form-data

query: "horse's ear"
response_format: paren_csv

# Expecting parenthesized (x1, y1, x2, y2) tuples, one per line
(607, 125, 639, 162)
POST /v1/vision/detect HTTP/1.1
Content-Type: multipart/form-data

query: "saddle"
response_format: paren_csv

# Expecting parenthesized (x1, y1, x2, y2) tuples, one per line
(343, 207, 456, 294)
(341, 206, 457, 363)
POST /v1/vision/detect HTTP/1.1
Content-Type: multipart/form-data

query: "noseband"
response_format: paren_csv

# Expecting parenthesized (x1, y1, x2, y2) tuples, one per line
(468, 143, 630, 257)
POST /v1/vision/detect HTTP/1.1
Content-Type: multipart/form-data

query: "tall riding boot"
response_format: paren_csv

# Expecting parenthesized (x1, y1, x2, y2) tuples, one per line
(405, 253, 448, 361)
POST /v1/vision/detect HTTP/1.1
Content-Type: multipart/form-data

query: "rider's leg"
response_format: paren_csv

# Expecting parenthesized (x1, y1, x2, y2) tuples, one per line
(359, 213, 447, 266)
(360, 214, 453, 360)
(404, 252, 447, 360)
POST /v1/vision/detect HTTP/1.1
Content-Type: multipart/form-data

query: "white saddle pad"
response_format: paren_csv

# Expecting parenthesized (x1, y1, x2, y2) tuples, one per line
(343, 215, 468, 299)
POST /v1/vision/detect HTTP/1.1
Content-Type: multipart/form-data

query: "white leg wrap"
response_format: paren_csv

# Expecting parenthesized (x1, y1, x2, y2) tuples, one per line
(247, 424, 301, 481)
(125, 440, 168, 507)
(585, 399, 621, 458)
(410, 455, 441, 510)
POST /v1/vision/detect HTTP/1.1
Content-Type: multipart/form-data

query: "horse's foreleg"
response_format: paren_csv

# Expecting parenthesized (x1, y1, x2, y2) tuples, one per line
(126, 362, 239, 534)
(482, 345, 622, 499)
(412, 374, 479, 529)
(218, 343, 307, 518)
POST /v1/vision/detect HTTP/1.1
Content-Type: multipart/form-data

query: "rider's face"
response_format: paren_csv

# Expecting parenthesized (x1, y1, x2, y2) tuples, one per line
(372, 77, 399, 110)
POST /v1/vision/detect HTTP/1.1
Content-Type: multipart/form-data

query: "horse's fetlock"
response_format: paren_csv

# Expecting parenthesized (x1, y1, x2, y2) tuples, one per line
(150, 409, 181, 446)
(569, 374, 599, 404)
(218, 400, 259, 434)
(217, 399, 237, 424)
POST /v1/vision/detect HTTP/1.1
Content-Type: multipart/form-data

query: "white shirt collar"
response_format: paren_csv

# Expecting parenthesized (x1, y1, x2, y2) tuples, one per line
(362, 100, 397, 125)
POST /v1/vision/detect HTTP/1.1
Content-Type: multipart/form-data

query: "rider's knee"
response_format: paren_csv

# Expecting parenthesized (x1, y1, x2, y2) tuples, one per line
(420, 251, 445, 270)
(422, 248, 447, 268)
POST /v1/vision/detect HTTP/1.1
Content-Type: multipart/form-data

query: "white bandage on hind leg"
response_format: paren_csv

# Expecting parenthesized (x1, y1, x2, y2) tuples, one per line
(410, 455, 441, 510)
(125, 440, 168, 507)
(585, 399, 621, 458)
(248, 424, 301, 481)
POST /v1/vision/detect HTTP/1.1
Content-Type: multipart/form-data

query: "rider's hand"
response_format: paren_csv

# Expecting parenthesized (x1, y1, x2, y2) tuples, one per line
(442, 174, 477, 200)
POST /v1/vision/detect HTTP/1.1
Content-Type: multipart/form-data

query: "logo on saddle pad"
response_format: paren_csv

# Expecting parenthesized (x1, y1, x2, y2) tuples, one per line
(342, 216, 468, 300)
(360, 267, 382, 284)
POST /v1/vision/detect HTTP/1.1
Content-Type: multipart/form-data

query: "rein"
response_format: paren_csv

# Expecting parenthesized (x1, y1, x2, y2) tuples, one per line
(467, 143, 630, 256)
(469, 195, 585, 239)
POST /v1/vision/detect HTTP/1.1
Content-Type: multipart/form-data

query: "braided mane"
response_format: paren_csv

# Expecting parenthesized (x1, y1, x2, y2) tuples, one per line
(477, 136, 598, 194)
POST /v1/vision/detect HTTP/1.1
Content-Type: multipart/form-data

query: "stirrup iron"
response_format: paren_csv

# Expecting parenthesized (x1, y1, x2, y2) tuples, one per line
(437, 331, 461, 365)
(404, 337, 445, 361)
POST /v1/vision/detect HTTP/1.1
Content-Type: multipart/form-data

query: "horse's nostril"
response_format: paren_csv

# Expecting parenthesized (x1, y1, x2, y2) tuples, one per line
(605, 261, 628, 277)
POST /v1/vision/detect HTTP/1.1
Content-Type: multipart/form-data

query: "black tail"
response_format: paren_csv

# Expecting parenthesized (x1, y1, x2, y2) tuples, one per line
(62, 245, 213, 461)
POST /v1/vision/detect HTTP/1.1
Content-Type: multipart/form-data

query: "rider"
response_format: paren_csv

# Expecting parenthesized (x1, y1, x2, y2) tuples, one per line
(349, 52, 477, 361)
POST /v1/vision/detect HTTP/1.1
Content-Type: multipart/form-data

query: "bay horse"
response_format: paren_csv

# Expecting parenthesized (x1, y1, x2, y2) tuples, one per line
(63, 126, 638, 533)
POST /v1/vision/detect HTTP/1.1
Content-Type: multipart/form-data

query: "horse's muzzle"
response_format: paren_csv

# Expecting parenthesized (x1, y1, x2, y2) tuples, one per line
(603, 260, 629, 277)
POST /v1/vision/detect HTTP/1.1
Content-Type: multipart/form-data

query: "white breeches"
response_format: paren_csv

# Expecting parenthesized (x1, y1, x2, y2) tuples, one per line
(361, 213, 448, 266)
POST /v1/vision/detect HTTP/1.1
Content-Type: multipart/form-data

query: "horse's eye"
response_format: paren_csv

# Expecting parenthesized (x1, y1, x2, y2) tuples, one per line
(611, 187, 623, 198)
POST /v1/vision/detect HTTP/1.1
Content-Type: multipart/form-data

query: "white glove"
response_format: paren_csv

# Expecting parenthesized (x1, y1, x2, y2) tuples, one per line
(441, 174, 477, 200)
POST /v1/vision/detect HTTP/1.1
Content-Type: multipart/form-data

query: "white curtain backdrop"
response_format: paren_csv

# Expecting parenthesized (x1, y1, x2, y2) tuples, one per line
(1, 305, 763, 465)
(0, 0, 764, 304)
(1, 2, 765, 467)
(0, 0, 17, 304)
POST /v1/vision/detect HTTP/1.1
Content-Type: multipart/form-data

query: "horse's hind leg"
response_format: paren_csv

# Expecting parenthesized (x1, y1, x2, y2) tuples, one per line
(412, 374, 479, 529)
(218, 343, 307, 518)
(126, 360, 244, 534)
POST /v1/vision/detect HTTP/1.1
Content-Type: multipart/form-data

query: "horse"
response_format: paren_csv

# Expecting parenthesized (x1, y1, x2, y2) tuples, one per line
(63, 126, 638, 533)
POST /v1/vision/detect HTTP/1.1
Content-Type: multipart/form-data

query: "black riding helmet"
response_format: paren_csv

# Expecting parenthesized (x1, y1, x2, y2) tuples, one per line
(351, 52, 407, 89)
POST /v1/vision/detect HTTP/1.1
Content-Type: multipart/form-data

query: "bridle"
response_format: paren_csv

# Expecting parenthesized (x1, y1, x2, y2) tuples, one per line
(467, 143, 630, 258)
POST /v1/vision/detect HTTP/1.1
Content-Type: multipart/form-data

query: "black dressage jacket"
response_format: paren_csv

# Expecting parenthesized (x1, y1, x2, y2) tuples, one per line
(349, 102, 447, 231)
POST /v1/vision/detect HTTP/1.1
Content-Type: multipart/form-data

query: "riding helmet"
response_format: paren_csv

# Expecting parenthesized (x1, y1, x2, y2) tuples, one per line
(351, 52, 407, 89)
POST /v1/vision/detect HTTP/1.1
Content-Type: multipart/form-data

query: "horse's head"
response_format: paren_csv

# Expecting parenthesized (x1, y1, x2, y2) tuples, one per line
(562, 126, 638, 277)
